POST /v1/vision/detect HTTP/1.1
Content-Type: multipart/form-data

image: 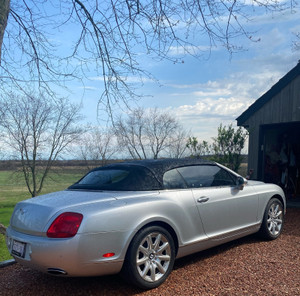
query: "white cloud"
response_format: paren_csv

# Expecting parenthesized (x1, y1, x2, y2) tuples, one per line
(168, 45, 216, 56)
(160, 62, 297, 142)
(78, 86, 98, 91)
(89, 75, 153, 84)
(247, 8, 300, 25)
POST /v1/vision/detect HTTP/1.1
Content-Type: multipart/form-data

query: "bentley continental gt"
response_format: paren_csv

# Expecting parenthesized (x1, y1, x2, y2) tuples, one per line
(6, 158, 286, 289)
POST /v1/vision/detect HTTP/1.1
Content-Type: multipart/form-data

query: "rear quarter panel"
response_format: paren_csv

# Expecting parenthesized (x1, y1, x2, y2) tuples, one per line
(71, 190, 207, 261)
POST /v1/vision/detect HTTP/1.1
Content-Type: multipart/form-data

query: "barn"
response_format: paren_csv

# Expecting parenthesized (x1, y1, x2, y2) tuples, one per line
(237, 62, 300, 200)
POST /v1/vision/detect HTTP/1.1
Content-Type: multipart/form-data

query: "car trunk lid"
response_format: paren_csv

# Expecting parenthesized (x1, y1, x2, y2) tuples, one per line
(10, 190, 117, 236)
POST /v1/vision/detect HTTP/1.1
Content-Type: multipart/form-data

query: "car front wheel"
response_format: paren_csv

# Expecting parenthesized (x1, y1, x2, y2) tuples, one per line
(259, 198, 284, 240)
(122, 226, 175, 289)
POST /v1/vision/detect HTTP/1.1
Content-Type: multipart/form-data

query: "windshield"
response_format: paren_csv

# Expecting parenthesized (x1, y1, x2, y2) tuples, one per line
(68, 166, 161, 191)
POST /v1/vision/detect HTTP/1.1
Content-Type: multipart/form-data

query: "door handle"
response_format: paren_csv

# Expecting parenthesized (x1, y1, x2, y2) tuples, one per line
(197, 196, 209, 203)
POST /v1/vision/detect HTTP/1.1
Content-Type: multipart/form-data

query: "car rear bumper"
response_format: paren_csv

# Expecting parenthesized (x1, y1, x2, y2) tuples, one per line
(5, 226, 124, 277)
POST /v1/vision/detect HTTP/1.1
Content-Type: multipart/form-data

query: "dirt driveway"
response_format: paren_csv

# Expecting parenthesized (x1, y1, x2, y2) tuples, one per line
(1, 208, 299, 296)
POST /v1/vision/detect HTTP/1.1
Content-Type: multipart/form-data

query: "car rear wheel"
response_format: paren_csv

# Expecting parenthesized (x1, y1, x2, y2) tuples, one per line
(259, 198, 284, 240)
(122, 226, 175, 289)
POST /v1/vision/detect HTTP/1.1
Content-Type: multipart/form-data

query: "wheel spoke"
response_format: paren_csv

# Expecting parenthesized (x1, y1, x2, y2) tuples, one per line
(157, 254, 170, 262)
(137, 256, 148, 266)
(150, 263, 156, 282)
(157, 241, 169, 254)
(268, 223, 273, 232)
(271, 224, 276, 235)
(153, 234, 161, 251)
(138, 245, 149, 256)
(146, 235, 153, 249)
(156, 261, 166, 274)
(141, 261, 151, 278)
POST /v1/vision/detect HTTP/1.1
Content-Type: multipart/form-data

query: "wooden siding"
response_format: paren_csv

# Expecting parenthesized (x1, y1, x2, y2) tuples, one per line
(244, 75, 300, 126)
(242, 75, 300, 179)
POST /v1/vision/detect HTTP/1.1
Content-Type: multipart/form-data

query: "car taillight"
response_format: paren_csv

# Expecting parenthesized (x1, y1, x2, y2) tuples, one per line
(47, 212, 83, 238)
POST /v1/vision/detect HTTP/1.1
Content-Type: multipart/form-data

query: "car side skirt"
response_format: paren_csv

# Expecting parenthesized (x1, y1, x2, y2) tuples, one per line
(176, 223, 261, 259)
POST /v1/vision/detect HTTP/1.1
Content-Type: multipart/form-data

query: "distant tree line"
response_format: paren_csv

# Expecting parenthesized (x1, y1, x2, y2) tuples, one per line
(0, 93, 247, 196)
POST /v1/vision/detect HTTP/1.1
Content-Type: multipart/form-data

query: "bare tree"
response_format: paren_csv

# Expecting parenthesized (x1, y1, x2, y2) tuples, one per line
(0, 0, 10, 63)
(0, 93, 83, 197)
(114, 107, 187, 159)
(0, 0, 295, 115)
(79, 127, 118, 170)
(146, 108, 179, 159)
(293, 32, 300, 51)
(114, 108, 148, 159)
(167, 128, 190, 159)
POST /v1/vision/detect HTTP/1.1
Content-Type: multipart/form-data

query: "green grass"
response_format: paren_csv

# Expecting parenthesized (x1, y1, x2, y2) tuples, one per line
(0, 169, 85, 261)
(0, 235, 11, 261)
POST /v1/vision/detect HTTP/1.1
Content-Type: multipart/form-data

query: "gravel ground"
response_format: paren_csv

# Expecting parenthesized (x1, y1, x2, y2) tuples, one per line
(0, 208, 299, 296)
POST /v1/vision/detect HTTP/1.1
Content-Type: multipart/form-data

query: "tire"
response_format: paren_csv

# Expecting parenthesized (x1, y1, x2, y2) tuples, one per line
(259, 198, 284, 240)
(122, 226, 176, 290)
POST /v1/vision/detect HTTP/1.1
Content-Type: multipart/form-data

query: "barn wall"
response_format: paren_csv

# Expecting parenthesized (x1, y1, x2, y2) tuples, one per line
(243, 75, 300, 179)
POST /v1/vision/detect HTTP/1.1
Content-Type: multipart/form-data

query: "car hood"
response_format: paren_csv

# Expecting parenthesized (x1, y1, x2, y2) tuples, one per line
(10, 190, 118, 236)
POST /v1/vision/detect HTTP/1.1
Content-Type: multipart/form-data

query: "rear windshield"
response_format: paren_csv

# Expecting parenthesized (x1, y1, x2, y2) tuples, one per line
(68, 166, 161, 191)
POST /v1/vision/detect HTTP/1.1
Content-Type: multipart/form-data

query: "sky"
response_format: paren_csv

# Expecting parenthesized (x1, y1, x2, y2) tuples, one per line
(2, 1, 300, 150)
(70, 5, 300, 144)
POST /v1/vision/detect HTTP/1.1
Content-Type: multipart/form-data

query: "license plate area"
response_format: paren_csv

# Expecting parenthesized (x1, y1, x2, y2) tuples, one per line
(12, 240, 26, 258)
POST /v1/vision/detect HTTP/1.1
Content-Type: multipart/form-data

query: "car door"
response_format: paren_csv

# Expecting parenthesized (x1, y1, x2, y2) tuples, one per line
(163, 168, 208, 242)
(177, 165, 259, 239)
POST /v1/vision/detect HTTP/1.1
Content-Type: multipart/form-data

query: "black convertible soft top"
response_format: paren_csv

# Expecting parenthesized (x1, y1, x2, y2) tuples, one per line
(105, 158, 214, 177)
(68, 158, 215, 191)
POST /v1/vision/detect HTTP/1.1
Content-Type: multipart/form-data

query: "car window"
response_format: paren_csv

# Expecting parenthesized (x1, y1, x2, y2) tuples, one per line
(68, 167, 161, 191)
(177, 165, 235, 188)
(77, 170, 130, 186)
(163, 169, 187, 189)
(210, 167, 236, 186)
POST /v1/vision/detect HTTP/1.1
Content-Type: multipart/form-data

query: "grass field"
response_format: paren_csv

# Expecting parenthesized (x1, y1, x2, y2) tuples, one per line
(0, 169, 85, 261)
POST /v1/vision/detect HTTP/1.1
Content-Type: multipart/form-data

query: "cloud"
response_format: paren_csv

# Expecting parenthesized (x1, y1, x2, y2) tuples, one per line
(246, 8, 300, 25)
(161, 61, 297, 141)
(78, 86, 98, 91)
(174, 96, 251, 121)
(89, 75, 153, 84)
(168, 45, 216, 56)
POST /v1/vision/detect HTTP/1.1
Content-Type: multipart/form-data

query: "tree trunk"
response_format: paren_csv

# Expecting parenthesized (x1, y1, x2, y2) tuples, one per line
(0, 223, 6, 235)
(0, 0, 10, 65)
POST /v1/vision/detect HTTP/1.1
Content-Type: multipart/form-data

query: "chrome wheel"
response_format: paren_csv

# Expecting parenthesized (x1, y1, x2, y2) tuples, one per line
(136, 232, 171, 283)
(259, 198, 284, 240)
(122, 226, 175, 289)
(267, 202, 283, 236)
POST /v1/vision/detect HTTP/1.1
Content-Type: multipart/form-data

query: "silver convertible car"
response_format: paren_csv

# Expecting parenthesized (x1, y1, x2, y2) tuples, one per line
(6, 159, 285, 289)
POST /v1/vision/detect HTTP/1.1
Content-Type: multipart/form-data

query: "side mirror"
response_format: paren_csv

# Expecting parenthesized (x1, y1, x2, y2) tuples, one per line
(236, 177, 247, 190)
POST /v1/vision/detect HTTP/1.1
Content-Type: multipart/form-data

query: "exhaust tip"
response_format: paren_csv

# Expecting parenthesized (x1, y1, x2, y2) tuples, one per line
(47, 268, 68, 276)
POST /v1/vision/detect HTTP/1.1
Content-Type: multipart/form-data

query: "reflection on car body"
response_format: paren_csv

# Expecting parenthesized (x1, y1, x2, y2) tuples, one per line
(6, 158, 286, 289)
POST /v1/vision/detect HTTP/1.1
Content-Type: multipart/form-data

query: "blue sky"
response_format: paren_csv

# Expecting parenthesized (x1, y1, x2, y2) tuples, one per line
(5, 1, 298, 146)
(68, 5, 299, 144)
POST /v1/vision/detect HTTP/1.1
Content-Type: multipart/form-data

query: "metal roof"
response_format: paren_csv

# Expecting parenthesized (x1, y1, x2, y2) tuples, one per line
(236, 62, 300, 126)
